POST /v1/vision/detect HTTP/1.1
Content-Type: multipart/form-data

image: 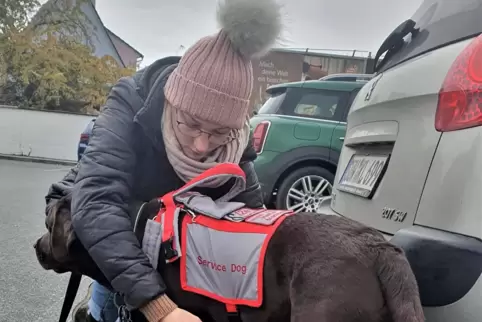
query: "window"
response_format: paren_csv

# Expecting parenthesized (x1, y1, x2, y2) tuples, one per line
(348, 88, 361, 108)
(289, 90, 345, 121)
(325, 76, 356, 82)
(376, 1, 482, 73)
(342, 88, 362, 122)
(257, 92, 286, 115)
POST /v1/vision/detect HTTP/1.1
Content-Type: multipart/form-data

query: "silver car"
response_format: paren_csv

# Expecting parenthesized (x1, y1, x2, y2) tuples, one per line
(318, 0, 482, 321)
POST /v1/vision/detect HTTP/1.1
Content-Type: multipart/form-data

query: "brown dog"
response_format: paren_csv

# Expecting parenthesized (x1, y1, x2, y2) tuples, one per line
(34, 195, 110, 286)
(35, 197, 425, 322)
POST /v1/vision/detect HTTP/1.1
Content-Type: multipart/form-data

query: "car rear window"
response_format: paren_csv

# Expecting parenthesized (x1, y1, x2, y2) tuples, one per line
(257, 91, 286, 115)
(290, 90, 342, 120)
(378, 0, 482, 73)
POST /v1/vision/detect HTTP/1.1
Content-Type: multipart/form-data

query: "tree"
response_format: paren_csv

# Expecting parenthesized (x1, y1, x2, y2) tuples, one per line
(0, 0, 135, 114)
(0, 0, 40, 35)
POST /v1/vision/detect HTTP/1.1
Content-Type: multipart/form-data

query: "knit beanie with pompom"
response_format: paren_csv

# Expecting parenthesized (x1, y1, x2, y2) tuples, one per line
(164, 0, 283, 129)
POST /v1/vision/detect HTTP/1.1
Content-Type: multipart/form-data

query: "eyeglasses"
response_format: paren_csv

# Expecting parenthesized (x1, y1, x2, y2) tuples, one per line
(176, 120, 234, 145)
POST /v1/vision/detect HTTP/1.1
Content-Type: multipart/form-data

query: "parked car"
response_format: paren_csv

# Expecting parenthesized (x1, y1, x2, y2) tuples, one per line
(77, 118, 95, 161)
(319, 73, 374, 82)
(317, 0, 482, 321)
(250, 79, 366, 212)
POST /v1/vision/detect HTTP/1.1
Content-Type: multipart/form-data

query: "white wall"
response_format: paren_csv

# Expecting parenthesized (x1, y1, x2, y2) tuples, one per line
(0, 107, 94, 161)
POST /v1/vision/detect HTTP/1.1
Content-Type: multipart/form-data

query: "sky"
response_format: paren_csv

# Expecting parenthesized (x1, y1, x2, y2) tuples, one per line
(92, 0, 423, 66)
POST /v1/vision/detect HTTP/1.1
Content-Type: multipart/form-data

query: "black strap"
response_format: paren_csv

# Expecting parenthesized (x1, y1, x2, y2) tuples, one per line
(58, 273, 83, 322)
(227, 312, 243, 322)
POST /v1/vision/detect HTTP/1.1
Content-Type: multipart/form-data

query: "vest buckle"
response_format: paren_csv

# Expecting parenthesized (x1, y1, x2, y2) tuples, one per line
(162, 237, 178, 260)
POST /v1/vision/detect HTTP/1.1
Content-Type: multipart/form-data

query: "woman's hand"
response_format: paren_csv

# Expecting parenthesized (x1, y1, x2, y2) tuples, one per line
(161, 308, 202, 322)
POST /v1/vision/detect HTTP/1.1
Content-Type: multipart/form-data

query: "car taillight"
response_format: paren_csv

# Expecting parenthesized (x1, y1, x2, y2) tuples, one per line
(252, 121, 270, 154)
(435, 34, 482, 132)
(80, 134, 89, 142)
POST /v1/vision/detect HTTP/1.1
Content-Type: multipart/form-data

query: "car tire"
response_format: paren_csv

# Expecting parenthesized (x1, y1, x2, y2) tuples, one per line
(275, 166, 335, 212)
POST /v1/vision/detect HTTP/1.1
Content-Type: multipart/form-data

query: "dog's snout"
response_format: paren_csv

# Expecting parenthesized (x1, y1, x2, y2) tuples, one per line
(34, 238, 47, 262)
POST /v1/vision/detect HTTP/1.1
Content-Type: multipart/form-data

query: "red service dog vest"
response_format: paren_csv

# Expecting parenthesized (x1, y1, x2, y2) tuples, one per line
(139, 163, 294, 313)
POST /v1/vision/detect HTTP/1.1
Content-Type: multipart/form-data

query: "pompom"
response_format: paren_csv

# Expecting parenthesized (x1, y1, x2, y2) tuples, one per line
(217, 0, 283, 59)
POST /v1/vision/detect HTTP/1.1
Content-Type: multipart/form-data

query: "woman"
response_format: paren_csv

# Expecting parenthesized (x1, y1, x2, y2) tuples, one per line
(45, 0, 282, 321)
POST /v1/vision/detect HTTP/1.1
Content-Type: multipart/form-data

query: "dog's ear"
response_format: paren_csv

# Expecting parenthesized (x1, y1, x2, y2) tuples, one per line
(49, 196, 74, 261)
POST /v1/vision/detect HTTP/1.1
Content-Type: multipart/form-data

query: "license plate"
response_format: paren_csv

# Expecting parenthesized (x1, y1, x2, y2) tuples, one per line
(338, 154, 390, 198)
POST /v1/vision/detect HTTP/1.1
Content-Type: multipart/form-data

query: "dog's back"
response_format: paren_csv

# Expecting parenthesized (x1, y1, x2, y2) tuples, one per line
(252, 213, 424, 322)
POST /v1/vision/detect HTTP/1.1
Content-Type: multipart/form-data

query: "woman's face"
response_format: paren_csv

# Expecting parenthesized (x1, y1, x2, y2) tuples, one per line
(172, 109, 233, 160)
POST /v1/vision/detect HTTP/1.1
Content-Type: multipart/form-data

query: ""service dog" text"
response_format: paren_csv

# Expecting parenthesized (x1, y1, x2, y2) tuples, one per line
(197, 256, 247, 275)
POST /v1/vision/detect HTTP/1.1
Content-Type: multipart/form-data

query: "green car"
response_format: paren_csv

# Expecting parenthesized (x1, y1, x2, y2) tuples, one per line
(250, 79, 366, 212)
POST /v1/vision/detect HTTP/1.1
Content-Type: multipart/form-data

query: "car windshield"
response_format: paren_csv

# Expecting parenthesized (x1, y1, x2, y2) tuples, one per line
(258, 92, 286, 115)
(376, 0, 482, 73)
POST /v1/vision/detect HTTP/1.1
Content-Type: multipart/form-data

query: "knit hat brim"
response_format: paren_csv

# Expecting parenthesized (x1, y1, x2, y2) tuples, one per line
(164, 68, 250, 129)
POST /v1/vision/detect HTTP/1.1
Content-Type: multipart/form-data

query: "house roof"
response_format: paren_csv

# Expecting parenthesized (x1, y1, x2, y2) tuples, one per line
(32, 0, 143, 67)
(105, 27, 144, 59)
(85, 0, 143, 66)
(84, 0, 125, 67)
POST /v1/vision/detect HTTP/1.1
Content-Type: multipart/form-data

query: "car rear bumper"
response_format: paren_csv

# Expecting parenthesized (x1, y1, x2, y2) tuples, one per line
(316, 198, 339, 216)
(253, 151, 280, 204)
(390, 225, 482, 308)
(317, 200, 482, 320)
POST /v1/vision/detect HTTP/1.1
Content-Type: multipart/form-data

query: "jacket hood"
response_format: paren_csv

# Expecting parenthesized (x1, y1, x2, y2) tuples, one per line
(131, 57, 180, 150)
(133, 56, 181, 101)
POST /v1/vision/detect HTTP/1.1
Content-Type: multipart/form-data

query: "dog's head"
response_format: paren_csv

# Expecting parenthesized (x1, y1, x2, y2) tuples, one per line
(35, 195, 75, 272)
(34, 195, 110, 286)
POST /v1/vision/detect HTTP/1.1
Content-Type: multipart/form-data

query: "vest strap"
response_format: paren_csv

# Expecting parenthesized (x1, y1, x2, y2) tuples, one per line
(226, 304, 242, 322)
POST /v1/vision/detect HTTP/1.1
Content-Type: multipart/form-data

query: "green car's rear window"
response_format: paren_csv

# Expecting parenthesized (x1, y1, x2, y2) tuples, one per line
(258, 92, 286, 115)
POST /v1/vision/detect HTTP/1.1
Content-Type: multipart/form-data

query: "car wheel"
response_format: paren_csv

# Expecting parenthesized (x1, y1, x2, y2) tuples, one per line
(275, 166, 334, 213)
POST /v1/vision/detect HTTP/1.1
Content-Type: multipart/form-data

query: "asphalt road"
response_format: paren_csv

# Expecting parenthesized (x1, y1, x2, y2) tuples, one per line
(0, 159, 91, 322)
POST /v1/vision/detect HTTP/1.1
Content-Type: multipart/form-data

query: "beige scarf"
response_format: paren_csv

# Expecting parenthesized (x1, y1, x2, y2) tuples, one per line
(161, 104, 250, 188)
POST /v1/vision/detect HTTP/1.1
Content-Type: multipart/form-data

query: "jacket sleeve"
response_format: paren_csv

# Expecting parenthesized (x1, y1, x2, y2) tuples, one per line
(234, 136, 265, 208)
(70, 77, 166, 309)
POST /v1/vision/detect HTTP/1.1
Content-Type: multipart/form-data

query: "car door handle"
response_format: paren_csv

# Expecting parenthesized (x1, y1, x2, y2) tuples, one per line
(339, 137, 345, 141)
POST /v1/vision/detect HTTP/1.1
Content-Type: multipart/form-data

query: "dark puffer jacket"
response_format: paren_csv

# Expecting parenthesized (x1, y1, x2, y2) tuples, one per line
(45, 56, 264, 310)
